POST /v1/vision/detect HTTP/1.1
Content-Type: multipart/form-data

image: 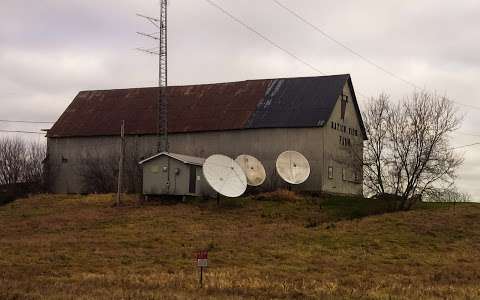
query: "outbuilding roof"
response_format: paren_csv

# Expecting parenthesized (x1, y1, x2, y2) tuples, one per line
(139, 152, 205, 166)
(47, 74, 366, 139)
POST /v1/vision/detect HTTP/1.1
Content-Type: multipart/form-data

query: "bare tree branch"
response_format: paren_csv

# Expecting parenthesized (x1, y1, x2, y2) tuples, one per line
(362, 91, 464, 210)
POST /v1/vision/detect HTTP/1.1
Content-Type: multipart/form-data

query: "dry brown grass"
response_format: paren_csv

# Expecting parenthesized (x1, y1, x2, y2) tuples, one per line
(0, 194, 479, 299)
(255, 189, 303, 202)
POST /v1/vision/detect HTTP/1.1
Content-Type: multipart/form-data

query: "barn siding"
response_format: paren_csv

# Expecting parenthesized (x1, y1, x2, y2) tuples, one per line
(47, 127, 322, 193)
(323, 84, 364, 195)
(46, 82, 364, 196)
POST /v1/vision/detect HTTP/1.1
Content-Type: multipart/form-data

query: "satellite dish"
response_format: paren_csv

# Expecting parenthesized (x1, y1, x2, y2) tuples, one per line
(203, 154, 247, 198)
(276, 151, 310, 184)
(235, 155, 267, 187)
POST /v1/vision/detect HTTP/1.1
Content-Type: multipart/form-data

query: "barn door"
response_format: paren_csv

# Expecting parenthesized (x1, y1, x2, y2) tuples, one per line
(189, 165, 196, 194)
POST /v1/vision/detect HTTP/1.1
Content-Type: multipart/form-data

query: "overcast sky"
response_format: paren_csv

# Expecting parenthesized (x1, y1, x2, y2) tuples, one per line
(1, 0, 479, 199)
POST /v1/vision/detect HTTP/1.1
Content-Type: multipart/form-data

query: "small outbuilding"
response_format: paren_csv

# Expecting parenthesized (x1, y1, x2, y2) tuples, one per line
(139, 152, 213, 197)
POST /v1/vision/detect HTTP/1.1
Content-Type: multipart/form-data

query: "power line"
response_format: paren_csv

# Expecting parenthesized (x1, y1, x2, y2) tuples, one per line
(451, 142, 480, 150)
(457, 132, 480, 138)
(271, 0, 480, 111)
(203, 0, 327, 76)
(0, 119, 54, 124)
(272, 0, 415, 88)
(203, 0, 371, 100)
(0, 130, 45, 135)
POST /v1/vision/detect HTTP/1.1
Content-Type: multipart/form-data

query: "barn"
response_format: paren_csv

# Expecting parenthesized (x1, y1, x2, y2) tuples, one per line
(45, 74, 366, 195)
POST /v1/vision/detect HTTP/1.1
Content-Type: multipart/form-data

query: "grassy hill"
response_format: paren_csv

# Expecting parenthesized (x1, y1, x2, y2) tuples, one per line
(0, 193, 479, 299)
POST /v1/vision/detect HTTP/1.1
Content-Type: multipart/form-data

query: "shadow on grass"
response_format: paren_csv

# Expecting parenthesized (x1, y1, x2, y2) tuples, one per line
(0, 182, 44, 206)
(0, 193, 16, 206)
(319, 195, 396, 221)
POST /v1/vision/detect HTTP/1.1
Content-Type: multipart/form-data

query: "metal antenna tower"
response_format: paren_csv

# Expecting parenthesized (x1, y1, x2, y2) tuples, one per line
(137, 0, 168, 153)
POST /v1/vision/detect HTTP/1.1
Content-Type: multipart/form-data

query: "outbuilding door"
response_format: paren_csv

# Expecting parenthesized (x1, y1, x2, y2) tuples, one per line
(189, 165, 196, 194)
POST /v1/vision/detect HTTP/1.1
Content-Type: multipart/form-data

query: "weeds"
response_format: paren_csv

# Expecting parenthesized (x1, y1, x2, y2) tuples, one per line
(0, 194, 478, 299)
(255, 189, 302, 202)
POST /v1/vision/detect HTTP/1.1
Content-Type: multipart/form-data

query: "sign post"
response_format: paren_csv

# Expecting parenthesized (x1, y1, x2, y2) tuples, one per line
(196, 250, 208, 288)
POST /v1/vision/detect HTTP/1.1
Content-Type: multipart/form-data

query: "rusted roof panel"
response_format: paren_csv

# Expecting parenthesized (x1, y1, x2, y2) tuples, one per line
(47, 74, 365, 138)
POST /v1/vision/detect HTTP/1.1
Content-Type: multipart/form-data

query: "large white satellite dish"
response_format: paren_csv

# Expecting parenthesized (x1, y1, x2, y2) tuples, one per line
(276, 151, 310, 185)
(235, 154, 267, 187)
(203, 155, 248, 198)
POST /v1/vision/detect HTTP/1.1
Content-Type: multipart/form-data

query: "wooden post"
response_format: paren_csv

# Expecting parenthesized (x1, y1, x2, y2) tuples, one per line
(116, 120, 125, 206)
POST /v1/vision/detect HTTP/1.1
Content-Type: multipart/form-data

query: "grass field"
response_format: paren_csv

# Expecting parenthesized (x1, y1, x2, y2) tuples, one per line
(0, 193, 479, 299)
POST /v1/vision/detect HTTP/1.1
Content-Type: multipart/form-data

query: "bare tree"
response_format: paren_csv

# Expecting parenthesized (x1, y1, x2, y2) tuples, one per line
(363, 91, 464, 210)
(124, 149, 142, 193)
(362, 94, 390, 196)
(74, 139, 144, 194)
(76, 151, 120, 194)
(23, 141, 47, 186)
(0, 137, 46, 196)
(427, 187, 471, 203)
(0, 137, 26, 185)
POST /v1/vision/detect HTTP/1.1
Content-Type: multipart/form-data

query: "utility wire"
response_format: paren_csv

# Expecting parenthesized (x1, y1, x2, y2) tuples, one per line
(0, 130, 45, 135)
(451, 142, 480, 150)
(203, 0, 371, 100)
(456, 132, 480, 138)
(271, 0, 480, 111)
(272, 0, 415, 88)
(268, 1, 416, 100)
(203, 0, 327, 76)
(0, 119, 54, 124)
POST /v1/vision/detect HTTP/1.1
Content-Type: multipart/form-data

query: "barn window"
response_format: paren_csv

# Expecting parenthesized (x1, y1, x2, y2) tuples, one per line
(342, 95, 349, 102)
(342, 168, 346, 181)
(328, 167, 333, 179)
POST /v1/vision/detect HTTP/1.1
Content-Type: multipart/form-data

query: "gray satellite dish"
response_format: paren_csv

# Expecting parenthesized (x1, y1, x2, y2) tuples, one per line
(203, 154, 247, 198)
(276, 151, 310, 184)
(235, 154, 267, 187)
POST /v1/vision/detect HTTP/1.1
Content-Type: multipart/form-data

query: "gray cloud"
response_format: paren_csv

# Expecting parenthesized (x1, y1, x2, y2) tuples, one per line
(1, 0, 479, 199)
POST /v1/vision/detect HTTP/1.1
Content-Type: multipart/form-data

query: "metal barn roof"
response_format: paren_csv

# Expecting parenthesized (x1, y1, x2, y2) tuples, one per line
(139, 152, 205, 166)
(47, 74, 366, 139)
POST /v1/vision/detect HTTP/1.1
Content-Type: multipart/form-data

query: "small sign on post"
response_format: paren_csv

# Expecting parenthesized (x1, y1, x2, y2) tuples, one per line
(196, 250, 208, 287)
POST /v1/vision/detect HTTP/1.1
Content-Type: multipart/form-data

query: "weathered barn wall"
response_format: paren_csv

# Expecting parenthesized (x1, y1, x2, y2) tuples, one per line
(46, 82, 364, 196)
(322, 83, 364, 195)
(47, 127, 325, 194)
